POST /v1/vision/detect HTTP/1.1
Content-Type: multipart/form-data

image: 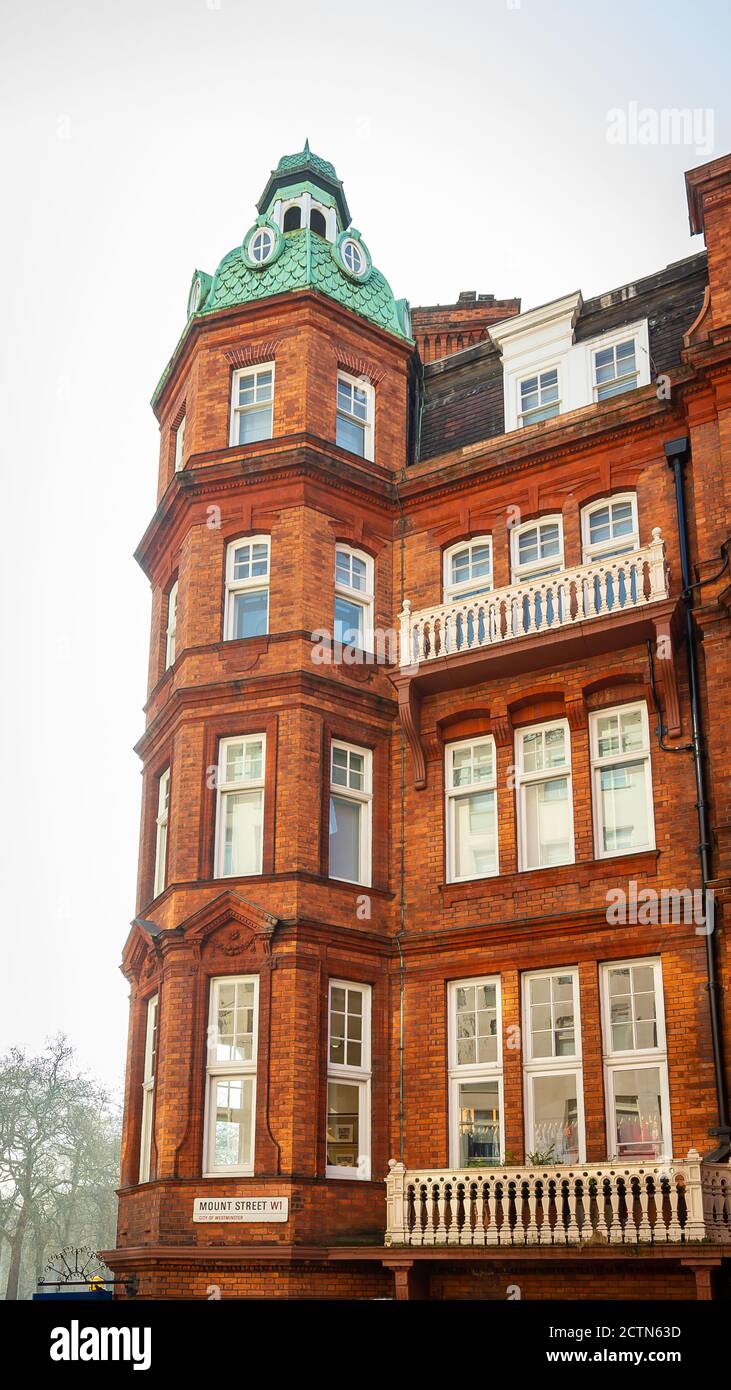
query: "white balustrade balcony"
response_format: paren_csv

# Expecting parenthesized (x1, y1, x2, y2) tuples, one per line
(384, 1155, 731, 1248)
(398, 530, 669, 671)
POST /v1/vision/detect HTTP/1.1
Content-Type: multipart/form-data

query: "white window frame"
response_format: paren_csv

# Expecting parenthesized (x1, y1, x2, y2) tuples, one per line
(165, 581, 178, 669)
(336, 371, 374, 461)
(522, 969, 585, 1164)
(214, 734, 266, 879)
(600, 958, 671, 1161)
(517, 364, 561, 427)
(515, 718, 575, 871)
(590, 702, 655, 859)
(326, 979, 372, 1180)
(229, 362, 275, 447)
(510, 515, 565, 583)
(173, 415, 185, 471)
(139, 993, 158, 1183)
(328, 740, 372, 887)
(448, 976, 503, 1167)
(333, 544, 374, 654)
(445, 736, 499, 884)
(581, 493, 639, 563)
(203, 975, 259, 1177)
(223, 535, 270, 642)
(591, 334, 639, 402)
(153, 767, 170, 898)
(443, 536, 493, 602)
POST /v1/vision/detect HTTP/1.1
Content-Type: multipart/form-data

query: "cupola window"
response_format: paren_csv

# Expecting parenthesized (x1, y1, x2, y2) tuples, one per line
(283, 206, 302, 232)
(310, 208, 327, 237)
(249, 228, 274, 264)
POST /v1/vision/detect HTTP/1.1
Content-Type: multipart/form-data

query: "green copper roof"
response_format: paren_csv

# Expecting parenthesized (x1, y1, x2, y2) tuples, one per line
(200, 228, 410, 341)
(276, 140, 337, 182)
(258, 140, 350, 226)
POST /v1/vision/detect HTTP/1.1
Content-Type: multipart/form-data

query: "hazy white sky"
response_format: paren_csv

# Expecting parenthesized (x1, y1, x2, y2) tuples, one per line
(1, 0, 729, 1093)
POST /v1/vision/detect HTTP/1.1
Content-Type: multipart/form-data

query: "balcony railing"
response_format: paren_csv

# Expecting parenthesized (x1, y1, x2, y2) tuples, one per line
(398, 529, 669, 669)
(384, 1155, 731, 1247)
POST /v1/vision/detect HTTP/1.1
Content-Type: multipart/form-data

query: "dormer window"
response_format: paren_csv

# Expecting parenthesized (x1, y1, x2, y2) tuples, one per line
(310, 208, 327, 237)
(249, 228, 274, 264)
(342, 239, 365, 276)
(518, 368, 560, 426)
(283, 206, 302, 232)
(593, 337, 638, 401)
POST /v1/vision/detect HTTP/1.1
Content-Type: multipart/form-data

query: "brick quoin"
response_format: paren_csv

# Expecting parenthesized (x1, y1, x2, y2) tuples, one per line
(104, 148, 731, 1301)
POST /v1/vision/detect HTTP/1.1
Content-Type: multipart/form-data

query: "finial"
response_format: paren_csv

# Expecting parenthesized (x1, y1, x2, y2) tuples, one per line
(304, 136, 310, 155)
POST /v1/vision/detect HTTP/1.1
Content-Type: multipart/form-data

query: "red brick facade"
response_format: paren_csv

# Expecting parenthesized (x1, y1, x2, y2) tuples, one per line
(105, 151, 731, 1301)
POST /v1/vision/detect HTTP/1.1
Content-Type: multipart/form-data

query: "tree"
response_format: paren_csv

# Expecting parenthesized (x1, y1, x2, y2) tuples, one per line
(0, 1036, 120, 1300)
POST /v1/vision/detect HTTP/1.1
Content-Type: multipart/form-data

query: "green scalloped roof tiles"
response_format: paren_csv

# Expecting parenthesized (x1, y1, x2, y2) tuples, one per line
(201, 230, 410, 341)
(275, 144, 337, 182)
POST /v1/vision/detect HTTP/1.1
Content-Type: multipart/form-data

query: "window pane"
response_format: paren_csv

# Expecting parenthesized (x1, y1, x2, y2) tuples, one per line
(457, 1080, 501, 1165)
(599, 761, 648, 852)
(233, 589, 268, 639)
(237, 403, 272, 444)
(222, 790, 263, 876)
(213, 1076, 253, 1168)
(329, 794, 361, 882)
(327, 1080, 360, 1168)
(524, 778, 571, 867)
(336, 413, 365, 455)
(454, 790, 497, 878)
(612, 1067, 664, 1158)
(334, 595, 364, 646)
(531, 1074, 580, 1162)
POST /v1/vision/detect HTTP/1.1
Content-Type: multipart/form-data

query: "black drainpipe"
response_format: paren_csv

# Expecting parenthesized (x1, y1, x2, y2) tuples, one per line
(664, 435, 730, 1161)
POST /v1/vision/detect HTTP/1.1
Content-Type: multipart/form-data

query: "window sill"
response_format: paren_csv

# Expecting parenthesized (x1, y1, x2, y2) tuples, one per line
(440, 848, 660, 906)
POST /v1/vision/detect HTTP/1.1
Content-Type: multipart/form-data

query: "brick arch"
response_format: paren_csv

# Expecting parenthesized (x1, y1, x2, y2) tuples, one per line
(223, 339, 283, 368)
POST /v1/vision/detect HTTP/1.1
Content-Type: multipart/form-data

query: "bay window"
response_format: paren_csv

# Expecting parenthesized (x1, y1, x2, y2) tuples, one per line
(334, 545, 373, 652)
(445, 736, 498, 882)
(139, 994, 158, 1183)
(523, 969, 584, 1163)
(515, 719, 574, 870)
(328, 741, 372, 886)
(204, 975, 259, 1175)
(214, 734, 265, 878)
(326, 980, 371, 1179)
(449, 977, 503, 1166)
(601, 959, 670, 1160)
(224, 536, 270, 640)
(590, 703, 655, 857)
(230, 363, 274, 446)
(153, 767, 170, 898)
(336, 372, 374, 459)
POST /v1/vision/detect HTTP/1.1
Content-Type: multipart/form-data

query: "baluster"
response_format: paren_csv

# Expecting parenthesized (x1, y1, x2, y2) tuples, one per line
(482, 1179, 498, 1246)
(565, 1176, 581, 1243)
(433, 1179, 447, 1245)
(524, 1176, 540, 1245)
(606, 1175, 623, 1244)
(636, 1174, 653, 1242)
(421, 1181, 436, 1246)
(664, 1175, 683, 1242)
(584, 571, 597, 618)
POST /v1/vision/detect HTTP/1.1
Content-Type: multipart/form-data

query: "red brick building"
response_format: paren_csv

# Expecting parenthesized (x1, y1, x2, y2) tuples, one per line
(106, 146, 731, 1301)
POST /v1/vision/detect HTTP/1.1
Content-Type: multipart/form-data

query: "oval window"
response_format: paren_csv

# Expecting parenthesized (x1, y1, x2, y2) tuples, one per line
(342, 239, 365, 276)
(250, 228, 274, 264)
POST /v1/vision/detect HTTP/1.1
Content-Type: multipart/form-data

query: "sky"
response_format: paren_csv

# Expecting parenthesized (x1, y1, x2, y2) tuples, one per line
(1, 0, 730, 1094)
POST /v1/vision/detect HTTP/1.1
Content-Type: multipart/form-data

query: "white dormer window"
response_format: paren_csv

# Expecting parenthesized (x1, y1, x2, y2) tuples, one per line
(336, 372, 374, 459)
(518, 367, 560, 427)
(581, 494, 639, 562)
(511, 517, 564, 582)
(593, 338, 638, 401)
(249, 228, 274, 264)
(443, 537, 492, 601)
